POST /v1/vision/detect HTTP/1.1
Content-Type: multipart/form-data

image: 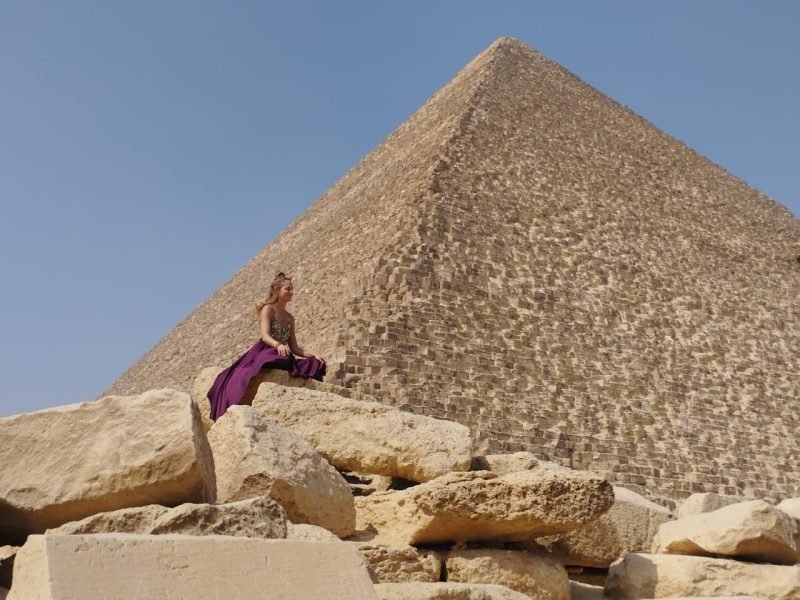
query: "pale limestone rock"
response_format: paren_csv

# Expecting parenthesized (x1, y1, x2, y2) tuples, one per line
(207, 405, 355, 537)
(471, 452, 540, 474)
(446, 548, 569, 600)
(536, 486, 672, 567)
(356, 543, 441, 583)
(252, 382, 472, 482)
(652, 499, 798, 564)
(374, 582, 532, 600)
(287, 522, 341, 542)
(8, 534, 377, 599)
(0, 390, 214, 541)
(569, 582, 605, 600)
(48, 496, 286, 539)
(778, 497, 800, 520)
(355, 470, 613, 545)
(192, 366, 372, 433)
(605, 553, 800, 600)
(676, 492, 751, 518)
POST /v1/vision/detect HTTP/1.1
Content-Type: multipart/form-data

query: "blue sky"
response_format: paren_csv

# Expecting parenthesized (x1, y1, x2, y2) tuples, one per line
(1, 1, 798, 418)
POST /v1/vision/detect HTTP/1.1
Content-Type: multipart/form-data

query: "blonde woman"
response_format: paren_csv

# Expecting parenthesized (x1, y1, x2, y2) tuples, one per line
(207, 272, 326, 420)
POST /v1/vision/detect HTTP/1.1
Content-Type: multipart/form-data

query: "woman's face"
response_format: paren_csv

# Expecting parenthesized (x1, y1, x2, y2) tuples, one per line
(278, 281, 294, 303)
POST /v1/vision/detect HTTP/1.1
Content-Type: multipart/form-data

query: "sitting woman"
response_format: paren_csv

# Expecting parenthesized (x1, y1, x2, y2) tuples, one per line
(207, 271, 326, 421)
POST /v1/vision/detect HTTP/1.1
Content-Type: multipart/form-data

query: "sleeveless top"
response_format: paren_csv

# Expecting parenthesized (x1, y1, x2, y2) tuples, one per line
(270, 318, 291, 345)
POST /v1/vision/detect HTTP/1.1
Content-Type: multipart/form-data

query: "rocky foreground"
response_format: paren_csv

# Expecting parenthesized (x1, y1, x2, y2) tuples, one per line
(0, 369, 798, 599)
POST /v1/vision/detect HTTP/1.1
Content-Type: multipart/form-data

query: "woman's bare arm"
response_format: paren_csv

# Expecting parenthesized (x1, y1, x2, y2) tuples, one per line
(288, 315, 324, 362)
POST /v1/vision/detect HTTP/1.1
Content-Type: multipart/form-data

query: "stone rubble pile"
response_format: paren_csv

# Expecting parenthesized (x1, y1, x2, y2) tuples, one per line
(0, 373, 797, 599)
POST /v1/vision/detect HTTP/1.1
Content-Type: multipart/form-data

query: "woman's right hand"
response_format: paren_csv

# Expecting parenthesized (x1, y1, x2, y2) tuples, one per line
(276, 344, 290, 357)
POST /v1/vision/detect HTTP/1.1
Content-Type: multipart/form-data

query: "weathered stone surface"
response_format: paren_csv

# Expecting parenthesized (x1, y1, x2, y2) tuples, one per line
(446, 549, 569, 600)
(778, 497, 800, 520)
(537, 486, 672, 568)
(374, 582, 531, 600)
(676, 492, 751, 518)
(356, 543, 441, 583)
(208, 405, 355, 537)
(569, 582, 605, 600)
(471, 452, 540, 474)
(8, 534, 376, 599)
(0, 546, 16, 589)
(0, 390, 214, 542)
(48, 496, 286, 539)
(605, 553, 800, 600)
(653, 499, 798, 564)
(252, 382, 472, 482)
(287, 522, 341, 542)
(355, 470, 613, 545)
(192, 366, 373, 432)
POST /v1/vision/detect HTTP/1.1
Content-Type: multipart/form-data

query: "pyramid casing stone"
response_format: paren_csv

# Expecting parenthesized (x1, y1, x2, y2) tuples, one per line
(0, 390, 214, 542)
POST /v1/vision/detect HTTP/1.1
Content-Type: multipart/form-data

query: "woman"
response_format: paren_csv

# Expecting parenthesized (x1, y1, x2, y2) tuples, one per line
(207, 271, 326, 421)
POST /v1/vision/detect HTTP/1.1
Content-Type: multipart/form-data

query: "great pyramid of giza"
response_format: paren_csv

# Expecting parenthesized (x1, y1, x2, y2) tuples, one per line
(106, 38, 800, 501)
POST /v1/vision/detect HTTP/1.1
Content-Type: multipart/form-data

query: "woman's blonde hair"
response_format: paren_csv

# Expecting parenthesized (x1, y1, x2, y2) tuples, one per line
(255, 271, 291, 318)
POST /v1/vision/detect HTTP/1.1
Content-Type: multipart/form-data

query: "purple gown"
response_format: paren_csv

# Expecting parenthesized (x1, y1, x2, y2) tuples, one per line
(207, 318, 326, 421)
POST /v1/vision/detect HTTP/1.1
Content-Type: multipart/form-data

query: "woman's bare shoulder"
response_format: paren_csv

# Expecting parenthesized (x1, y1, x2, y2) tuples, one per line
(260, 304, 275, 318)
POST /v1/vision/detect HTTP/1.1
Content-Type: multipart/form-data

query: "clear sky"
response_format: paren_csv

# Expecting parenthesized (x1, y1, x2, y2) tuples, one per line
(1, 1, 798, 418)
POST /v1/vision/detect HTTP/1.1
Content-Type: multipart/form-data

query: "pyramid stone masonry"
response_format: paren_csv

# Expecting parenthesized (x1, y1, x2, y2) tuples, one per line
(106, 38, 800, 501)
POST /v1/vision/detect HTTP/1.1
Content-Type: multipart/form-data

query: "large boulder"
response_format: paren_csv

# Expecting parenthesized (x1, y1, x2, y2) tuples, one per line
(48, 496, 286, 539)
(192, 366, 373, 433)
(8, 534, 377, 599)
(374, 582, 532, 600)
(355, 470, 613, 545)
(605, 553, 800, 600)
(652, 499, 798, 564)
(778, 497, 800, 520)
(676, 492, 752, 518)
(356, 543, 442, 583)
(0, 390, 215, 542)
(445, 548, 569, 600)
(251, 382, 472, 482)
(536, 486, 672, 567)
(207, 405, 355, 537)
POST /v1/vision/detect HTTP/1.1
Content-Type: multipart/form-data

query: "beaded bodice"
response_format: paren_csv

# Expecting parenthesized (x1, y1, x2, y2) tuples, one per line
(270, 318, 291, 344)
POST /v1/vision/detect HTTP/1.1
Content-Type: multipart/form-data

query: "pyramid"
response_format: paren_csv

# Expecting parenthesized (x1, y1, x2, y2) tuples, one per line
(106, 38, 800, 501)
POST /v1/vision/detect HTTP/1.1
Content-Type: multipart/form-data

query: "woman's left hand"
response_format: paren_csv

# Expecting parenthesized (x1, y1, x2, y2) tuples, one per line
(306, 353, 325, 364)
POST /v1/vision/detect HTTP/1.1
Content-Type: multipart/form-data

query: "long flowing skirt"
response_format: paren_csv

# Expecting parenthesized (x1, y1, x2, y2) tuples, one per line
(207, 340, 326, 421)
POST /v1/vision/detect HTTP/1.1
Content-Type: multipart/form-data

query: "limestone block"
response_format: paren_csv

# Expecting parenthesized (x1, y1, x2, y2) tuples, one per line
(676, 492, 751, 518)
(356, 543, 441, 583)
(0, 390, 214, 542)
(48, 496, 286, 539)
(355, 470, 613, 545)
(569, 582, 605, 600)
(652, 499, 798, 564)
(208, 405, 355, 537)
(8, 534, 377, 599)
(471, 451, 539, 474)
(605, 553, 800, 600)
(537, 486, 672, 567)
(193, 366, 371, 433)
(252, 382, 472, 482)
(287, 522, 341, 542)
(374, 582, 532, 600)
(445, 548, 569, 599)
(0, 546, 16, 589)
(778, 497, 800, 520)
